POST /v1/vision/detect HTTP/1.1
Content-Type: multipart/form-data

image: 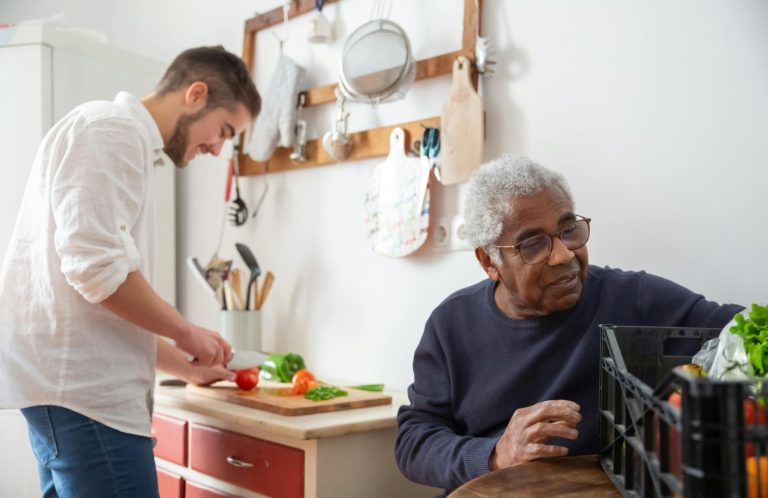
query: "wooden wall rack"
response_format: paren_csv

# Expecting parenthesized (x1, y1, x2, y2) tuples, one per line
(239, 0, 482, 176)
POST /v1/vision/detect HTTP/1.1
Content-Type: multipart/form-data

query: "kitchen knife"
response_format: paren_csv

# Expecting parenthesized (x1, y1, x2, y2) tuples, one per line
(227, 349, 270, 371)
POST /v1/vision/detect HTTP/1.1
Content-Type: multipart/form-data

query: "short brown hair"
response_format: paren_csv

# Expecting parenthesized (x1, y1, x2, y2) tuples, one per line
(156, 46, 261, 118)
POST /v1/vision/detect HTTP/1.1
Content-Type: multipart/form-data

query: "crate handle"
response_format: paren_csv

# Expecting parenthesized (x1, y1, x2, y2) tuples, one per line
(603, 327, 628, 372)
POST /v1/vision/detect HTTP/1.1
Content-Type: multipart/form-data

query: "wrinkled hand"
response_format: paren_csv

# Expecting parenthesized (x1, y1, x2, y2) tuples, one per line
(183, 363, 236, 386)
(175, 325, 231, 368)
(490, 400, 582, 470)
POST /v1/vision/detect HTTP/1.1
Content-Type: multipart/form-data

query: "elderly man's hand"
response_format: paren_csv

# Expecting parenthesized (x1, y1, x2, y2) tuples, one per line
(489, 400, 582, 470)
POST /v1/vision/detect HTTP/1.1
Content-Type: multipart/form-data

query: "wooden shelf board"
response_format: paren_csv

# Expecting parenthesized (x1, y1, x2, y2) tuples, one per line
(244, 0, 339, 34)
(303, 49, 473, 107)
(239, 116, 440, 176)
(239, 0, 481, 175)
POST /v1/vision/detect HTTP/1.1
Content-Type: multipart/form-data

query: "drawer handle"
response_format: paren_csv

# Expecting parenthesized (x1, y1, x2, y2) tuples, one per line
(226, 456, 254, 468)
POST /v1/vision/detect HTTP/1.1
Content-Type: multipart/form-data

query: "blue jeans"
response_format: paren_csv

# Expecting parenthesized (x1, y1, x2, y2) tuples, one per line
(21, 405, 159, 498)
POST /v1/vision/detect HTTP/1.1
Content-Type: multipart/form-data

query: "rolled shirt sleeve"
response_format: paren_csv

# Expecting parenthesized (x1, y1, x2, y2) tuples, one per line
(52, 117, 148, 303)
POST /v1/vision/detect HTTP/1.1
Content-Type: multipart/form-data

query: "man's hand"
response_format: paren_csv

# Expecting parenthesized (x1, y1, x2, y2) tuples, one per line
(175, 325, 232, 368)
(156, 336, 235, 385)
(490, 400, 582, 470)
(101, 271, 231, 367)
(183, 363, 236, 386)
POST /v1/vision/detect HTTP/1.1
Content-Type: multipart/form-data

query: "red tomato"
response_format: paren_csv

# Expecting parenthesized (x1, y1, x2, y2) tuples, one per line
(744, 399, 767, 425)
(669, 393, 767, 424)
(235, 368, 259, 390)
(289, 369, 316, 395)
(669, 392, 682, 408)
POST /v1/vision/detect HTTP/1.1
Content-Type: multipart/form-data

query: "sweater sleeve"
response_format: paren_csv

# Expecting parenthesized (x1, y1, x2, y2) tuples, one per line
(395, 317, 499, 492)
(637, 272, 743, 327)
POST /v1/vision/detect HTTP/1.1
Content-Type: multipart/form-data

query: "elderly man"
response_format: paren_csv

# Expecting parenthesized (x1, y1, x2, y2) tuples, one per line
(395, 154, 742, 494)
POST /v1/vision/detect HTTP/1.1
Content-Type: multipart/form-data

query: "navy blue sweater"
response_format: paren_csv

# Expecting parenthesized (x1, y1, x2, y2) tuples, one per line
(395, 266, 743, 494)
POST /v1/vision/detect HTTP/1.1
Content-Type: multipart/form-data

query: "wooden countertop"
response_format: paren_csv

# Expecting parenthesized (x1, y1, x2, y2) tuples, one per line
(448, 455, 620, 498)
(154, 384, 406, 441)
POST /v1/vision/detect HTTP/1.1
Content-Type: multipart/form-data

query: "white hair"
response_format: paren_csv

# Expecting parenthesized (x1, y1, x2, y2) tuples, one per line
(464, 154, 573, 265)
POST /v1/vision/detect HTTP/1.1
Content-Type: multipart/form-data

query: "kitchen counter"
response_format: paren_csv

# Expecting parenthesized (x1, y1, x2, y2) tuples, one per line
(153, 383, 437, 498)
(154, 383, 407, 440)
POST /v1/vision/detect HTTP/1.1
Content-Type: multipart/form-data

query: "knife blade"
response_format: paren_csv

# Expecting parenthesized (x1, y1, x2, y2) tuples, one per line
(227, 349, 270, 371)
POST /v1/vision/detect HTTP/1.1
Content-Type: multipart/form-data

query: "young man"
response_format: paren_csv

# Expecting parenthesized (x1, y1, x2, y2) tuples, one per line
(0, 46, 261, 497)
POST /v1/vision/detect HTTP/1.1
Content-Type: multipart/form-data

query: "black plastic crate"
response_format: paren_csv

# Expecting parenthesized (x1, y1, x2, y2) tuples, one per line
(599, 325, 768, 498)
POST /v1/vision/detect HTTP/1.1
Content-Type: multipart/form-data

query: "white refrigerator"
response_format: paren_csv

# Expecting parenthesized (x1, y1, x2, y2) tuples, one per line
(0, 25, 174, 497)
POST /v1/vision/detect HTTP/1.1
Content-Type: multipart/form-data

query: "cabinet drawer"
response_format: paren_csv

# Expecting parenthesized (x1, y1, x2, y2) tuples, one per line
(185, 480, 239, 498)
(190, 424, 304, 498)
(157, 468, 184, 498)
(152, 413, 188, 466)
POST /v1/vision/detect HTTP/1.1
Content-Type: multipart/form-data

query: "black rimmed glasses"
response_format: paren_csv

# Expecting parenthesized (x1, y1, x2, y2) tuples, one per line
(492, 215, 591, 265)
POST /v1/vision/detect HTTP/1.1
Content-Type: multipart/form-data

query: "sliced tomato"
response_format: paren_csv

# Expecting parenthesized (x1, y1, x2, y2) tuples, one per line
(289, 369, 317, 395)
(235, 368, 259, 390)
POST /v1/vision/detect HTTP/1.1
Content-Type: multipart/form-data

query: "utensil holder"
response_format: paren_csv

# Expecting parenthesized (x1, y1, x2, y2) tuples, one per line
(219, 310, 262, 352)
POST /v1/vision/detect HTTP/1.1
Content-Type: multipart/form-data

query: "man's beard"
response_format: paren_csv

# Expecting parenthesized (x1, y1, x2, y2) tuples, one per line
(164, 110, 207, 167)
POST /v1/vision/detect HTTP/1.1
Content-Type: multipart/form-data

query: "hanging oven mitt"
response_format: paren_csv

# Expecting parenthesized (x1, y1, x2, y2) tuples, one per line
(248, 55, 305, 161)
(363, 128, 430, 257)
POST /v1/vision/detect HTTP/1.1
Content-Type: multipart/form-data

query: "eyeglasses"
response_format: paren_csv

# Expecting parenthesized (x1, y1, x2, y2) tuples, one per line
(492, 216, 591, 265)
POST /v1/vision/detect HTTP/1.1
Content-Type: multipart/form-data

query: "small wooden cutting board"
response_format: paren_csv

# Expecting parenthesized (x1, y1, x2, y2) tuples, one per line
(186, 382, 392, 416)
(439, 55, 484, 185)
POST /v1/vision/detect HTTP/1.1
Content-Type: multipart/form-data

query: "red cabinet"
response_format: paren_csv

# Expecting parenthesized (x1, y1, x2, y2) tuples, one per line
(185, 481, 239, 498)
(153, 411, 307, 497)
(190, 423, 304, 498)
(157, 468, 184, 498)
(152, 413, 188, 466)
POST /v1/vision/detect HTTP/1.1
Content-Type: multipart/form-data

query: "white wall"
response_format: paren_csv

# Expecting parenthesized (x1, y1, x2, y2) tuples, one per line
(2, 0, 766, 393)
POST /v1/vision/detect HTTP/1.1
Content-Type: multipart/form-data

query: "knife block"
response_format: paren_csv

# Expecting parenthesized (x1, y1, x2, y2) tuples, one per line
(219, 310, 262, 352)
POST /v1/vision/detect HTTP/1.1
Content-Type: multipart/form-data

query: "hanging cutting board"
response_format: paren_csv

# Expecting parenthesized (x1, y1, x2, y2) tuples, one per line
(187, 382, 392, 416)
(439, 55, 484, 185)
(363, 127, 430, 257)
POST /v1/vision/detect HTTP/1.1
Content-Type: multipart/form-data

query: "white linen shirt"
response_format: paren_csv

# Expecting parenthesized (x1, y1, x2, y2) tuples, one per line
(0, 92, 168, 437)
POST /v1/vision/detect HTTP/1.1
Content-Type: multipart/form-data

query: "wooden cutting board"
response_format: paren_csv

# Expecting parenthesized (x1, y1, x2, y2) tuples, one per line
(363, 127, 429, 257)
(439, 55, 484, 185)
(186, 382, 392, 416)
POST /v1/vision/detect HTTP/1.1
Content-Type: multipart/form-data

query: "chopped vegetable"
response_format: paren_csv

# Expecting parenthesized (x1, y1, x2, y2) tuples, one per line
(305, 386, 348, 401)
(729, 304, 768, 377)
(347, 384, 385, 392)
(259, 353, 306, 383)
(289, 369, 317, 395)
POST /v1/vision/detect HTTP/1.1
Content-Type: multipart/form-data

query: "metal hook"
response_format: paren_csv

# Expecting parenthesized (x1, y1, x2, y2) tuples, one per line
(290, 93, 307, 162)
(272, 2, 290, 53)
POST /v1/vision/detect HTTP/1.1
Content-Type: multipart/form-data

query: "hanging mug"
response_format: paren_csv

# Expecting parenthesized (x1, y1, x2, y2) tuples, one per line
(307, 0, 332, 44)
(322, 130, 352, 162)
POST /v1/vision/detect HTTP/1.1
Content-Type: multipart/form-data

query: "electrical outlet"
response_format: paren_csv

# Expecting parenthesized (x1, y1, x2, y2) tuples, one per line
(450, 216, 473, 251)
(431, 218, 450, 249)
(431, 216, 472, 252)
